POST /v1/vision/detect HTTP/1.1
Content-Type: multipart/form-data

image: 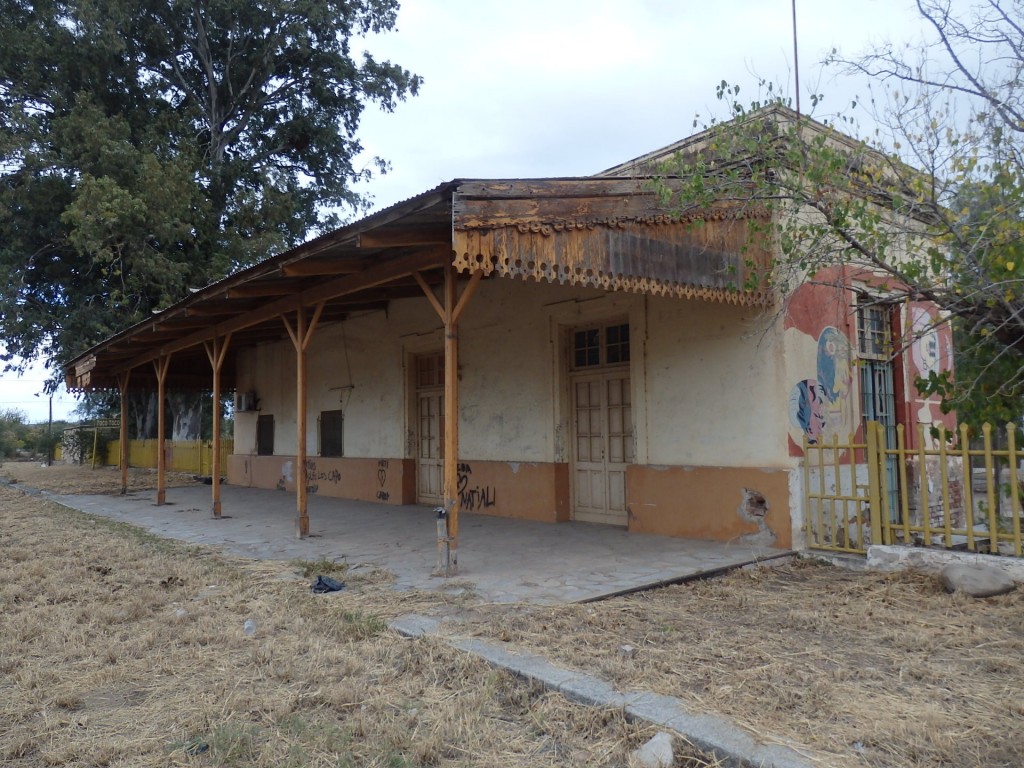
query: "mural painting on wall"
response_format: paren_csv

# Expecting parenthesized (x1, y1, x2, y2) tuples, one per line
(908, 306, 954, 429)
(788, 326, 855, 448)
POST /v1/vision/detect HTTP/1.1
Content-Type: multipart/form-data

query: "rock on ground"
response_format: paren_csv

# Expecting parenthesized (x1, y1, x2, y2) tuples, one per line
(941, 563, 1017, 598)
(630, 731, 674, 768)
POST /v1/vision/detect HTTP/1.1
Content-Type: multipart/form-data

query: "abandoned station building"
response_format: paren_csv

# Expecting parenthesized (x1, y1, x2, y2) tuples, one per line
(66, 107, 953, 554)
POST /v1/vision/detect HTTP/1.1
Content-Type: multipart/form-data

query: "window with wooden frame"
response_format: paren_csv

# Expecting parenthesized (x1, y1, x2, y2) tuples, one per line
(319, 410, 344, 457)
(856, 301, 892, 360)
(256, 414, 274, 456)
(572, 323, 630, 370)
(416, 352, 444, 388)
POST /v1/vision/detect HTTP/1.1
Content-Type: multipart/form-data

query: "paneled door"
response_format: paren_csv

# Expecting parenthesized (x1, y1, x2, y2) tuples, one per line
(415, 353, 444, 505)
(571, 372, 633, 525)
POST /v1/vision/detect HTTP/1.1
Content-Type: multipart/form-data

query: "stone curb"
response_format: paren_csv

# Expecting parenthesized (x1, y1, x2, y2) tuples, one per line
(390, 614, 818, 768)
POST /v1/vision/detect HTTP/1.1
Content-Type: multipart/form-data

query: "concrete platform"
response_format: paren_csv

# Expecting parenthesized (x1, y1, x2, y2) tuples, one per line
(48, 484, 792, 604)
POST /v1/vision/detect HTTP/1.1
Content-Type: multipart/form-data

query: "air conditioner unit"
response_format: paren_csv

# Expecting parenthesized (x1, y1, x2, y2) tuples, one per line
(234, 391, 258, 412)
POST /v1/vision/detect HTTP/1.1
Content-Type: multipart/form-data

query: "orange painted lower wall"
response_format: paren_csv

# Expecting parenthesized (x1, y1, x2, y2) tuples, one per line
(626, 465, 793, 549)
(455, 460, 570, 523)
(227, 455, 415, 505)
(226, 455, 569, 522)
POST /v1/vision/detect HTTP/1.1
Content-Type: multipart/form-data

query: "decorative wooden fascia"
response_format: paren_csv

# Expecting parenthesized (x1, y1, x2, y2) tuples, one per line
(451, 182, 773, 306)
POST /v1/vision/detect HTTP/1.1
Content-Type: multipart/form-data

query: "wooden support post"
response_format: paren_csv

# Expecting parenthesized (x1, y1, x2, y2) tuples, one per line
(443, 266, 460, 572)
(283, 303, 324, 538)
(117, 371, 131, 495)
(153, 355, 172, 505)
(417, 268, 481, 575)
(204, 333, 232, 519)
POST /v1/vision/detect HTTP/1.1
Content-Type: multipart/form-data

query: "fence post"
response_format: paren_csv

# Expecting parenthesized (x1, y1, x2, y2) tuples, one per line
(866, 420, 883, 547)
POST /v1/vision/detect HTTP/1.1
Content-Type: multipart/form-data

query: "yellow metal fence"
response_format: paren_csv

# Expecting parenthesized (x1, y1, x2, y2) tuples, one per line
(804, 422, 1024, 557)
(103, 439, 234, 476)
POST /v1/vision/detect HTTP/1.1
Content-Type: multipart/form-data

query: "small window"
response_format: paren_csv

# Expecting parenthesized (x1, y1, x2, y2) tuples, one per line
(256, 415, 274, 456)
(319, 410, 344, 458)
(606, 323, 630, 364)
(416, 353, 444, 388)
(857, 302, 891, 360)
(573, 323, 630, 369)
(573, 329, 600, 368)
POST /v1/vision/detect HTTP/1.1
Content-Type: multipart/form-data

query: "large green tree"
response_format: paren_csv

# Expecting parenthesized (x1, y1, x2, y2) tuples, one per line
(655, 0, 1024, 425)
(0, 0, 420, 382)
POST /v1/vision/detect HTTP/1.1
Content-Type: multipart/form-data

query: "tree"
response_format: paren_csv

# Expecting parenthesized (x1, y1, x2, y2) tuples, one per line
(654, 0, 1024, 425)
(0, 408, 29, 458)
(0, 0, 420, 385)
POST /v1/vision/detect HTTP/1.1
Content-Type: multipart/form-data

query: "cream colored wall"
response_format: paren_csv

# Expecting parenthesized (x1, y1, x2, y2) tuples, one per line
(643, 296, 790, 467)
(232, 278, 792, 470)
(233, 278, 586, 462)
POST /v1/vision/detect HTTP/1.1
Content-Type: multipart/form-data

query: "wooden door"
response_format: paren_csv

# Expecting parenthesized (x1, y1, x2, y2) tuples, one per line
(415, 353, 444, 505)
(571, 372, 633, 525)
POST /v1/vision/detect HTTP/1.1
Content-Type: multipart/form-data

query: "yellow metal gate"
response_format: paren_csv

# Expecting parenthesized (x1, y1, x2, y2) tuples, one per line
(804, 421, 1024, 557)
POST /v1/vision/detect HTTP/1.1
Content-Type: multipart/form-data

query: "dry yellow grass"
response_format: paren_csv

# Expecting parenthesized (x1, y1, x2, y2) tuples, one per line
(0, 483, 724, 767)
(7, 461, 1022, 767)
(1, 460, 199, 495)
(467, 560, 1024, 767)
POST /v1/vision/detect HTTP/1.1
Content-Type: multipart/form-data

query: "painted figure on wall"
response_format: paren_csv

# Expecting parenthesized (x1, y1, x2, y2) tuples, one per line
(788, 326, 855, 445)
(789, 378, 828, 444)
(908, 305, 954, 429)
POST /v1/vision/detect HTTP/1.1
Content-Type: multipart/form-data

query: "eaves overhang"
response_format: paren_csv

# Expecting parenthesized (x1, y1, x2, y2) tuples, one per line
(65, 176, 772, 393)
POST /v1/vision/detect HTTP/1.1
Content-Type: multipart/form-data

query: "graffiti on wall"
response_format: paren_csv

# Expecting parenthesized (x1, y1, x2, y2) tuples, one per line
(788, 326, 854, 445)
(457, 462, 496, 511)
(304, 459, 342, 495)
(376, 459, 390, 502)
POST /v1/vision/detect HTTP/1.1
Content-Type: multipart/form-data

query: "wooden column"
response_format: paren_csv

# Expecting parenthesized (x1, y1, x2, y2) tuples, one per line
(152, 355, 172, 506)
(283, 303, 324, 538)
(117, 370, 131, 495)
(415, 267, 482, 573)
(204, 333, 232, 518)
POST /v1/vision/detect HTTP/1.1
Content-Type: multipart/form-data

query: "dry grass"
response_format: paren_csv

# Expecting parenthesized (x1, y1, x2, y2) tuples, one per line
(467, 560, 1024, 767)
(7, 462, 1022, 767)
(0, 483, 726, 767)
(1, 460, 200, 495)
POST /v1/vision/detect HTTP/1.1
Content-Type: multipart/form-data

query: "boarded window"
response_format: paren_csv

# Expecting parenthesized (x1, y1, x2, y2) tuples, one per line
(319, 410, 344, 457)
(572, 323, 630, 369)
(256, 415, 274, 456)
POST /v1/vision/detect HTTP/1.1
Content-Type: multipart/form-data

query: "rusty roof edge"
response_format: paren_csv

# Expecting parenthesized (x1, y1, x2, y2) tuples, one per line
(62, 175, 730, 381)
(63, 181, 463, 376)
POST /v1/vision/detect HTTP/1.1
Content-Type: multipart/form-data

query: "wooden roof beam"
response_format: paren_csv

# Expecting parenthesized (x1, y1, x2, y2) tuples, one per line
(358, 225, 450, 249)
(225, 283, 297, 298)
(122, 248, 449, 372)
(281, 257, 367, 277)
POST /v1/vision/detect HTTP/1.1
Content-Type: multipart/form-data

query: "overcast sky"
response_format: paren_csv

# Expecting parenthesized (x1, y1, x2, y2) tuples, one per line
(2, 0, 941, 423)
